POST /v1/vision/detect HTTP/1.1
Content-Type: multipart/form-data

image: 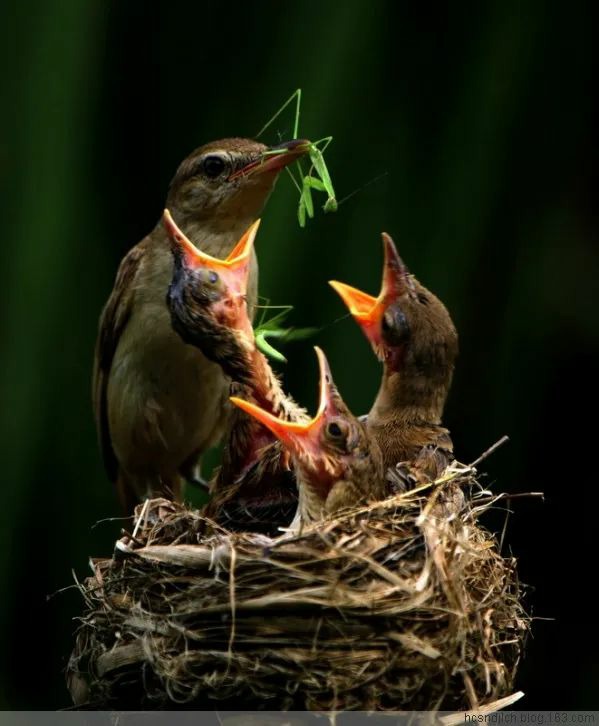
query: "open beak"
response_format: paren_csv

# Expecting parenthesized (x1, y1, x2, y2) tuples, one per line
(163, 208, 258, 295)
(230, 346, 338, 462)
(329, 233, 412, 357)
(229, 139, 311, 180)
(328, 280, 382, 348)
(163, 209, 258, 339)
(380, 232, 413, 298)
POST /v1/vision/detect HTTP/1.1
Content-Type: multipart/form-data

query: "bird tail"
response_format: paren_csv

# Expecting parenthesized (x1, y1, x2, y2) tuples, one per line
(115, 470, 183, 515)
(115, 470, 141, 516)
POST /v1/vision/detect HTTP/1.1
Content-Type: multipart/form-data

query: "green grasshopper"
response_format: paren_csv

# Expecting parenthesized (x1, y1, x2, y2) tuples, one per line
(299, 137, 337, 225)
(257, 89, 337, 227)
(253, 303, 319, 364)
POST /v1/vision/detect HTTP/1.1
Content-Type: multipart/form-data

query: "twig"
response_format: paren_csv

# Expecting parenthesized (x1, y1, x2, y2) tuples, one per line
(91, 515, 133, 530)
(475, 492, 545, 506)
(469, 436, 510, 468)
(131, 498, 150, 541)
(440, 690, 524, 724)
(120, 529, 145, 547)
(227, 543, 237, 661)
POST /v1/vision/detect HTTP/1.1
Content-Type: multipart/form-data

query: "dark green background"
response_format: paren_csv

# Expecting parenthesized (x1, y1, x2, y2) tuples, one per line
(0, 0, 596, 710)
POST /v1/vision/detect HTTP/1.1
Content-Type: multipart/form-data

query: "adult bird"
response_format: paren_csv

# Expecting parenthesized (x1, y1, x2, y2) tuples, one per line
(164, 210, 305, 533)
(232, 347, 386, 526)
(329, 233, 458, 482)
(93, 137, 310, 512)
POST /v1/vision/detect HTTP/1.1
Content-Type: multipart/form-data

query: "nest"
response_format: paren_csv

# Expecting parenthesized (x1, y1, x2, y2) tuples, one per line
(67, 463, 529, 711)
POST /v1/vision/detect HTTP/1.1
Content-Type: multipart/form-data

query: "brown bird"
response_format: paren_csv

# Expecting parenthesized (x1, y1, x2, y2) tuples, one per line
(93, 137, 310, 512)
(164, 210, 305, 532)
(232, 347, 386, 526)
(329, 233, 458, 482)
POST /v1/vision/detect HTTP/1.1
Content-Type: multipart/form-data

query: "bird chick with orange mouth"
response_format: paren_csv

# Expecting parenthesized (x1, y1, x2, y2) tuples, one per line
(164, 210, 306, 533)
(330, 233, 458, 483)
(93, 137, 310, 512)
(232, 347, 385, 526)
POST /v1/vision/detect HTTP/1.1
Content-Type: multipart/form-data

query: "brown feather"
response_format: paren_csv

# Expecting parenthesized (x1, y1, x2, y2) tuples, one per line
(204, 356, 306, 534)
(93, 138, 285, 511)
(366, 275, 458, 477)
(92, 242, 146, 482)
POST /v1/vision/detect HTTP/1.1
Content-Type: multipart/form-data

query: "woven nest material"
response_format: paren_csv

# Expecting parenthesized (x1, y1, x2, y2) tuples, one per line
(67, 463, 529, 711)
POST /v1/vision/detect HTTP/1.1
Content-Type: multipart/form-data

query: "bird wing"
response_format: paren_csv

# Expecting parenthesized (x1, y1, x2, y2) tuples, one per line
(411, 425, 454, 480)
(92, 242, 145, 481)
(385, 424, 454, 492)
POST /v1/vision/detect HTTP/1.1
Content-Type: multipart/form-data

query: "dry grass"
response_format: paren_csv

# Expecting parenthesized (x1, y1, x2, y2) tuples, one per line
(67, 461, 529, 711)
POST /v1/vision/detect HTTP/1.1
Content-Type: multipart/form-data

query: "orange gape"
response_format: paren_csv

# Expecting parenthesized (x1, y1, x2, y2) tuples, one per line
(330, 232, 458, 480)
(93, 137, 309, 513)
(232, 347, 385, 526)
(164, 209, 306, 535)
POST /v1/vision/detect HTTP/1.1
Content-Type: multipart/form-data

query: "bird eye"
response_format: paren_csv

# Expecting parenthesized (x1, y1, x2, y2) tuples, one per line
(326, 421, 344, 439)
(382, 306, 410, 346)
(202, 155, 227, 179)
(200, 269, 220, 286)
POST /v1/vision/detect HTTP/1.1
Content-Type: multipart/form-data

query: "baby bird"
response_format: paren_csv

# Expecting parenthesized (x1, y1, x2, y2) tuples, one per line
(164, 210, 305, 532)
(94, 137, 309, 512)
(232, 347, 386, 526)
(330, 233, 458, 482)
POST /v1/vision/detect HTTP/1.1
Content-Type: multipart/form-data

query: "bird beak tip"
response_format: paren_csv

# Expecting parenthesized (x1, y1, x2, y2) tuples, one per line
(330, 280, 379, 320)
(225, 219, 260, 266)
(162, 208, 203, 262)
(234, 139, 311, 179)
(381, 232, 411, 295)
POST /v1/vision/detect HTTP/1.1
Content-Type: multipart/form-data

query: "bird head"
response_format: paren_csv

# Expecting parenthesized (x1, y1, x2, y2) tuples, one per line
(231, 347, 383, 516)
(330, 233, 458, 376)
(164, 208, 257, 382)
(167, 137, 310, 223)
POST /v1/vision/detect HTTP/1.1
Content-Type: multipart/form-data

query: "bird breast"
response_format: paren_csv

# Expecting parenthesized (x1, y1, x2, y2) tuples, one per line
(107, 245, 230, 475)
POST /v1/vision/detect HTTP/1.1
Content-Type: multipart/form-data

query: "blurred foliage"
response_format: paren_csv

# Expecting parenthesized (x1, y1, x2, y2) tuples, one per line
(0, 0, 596, 710)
